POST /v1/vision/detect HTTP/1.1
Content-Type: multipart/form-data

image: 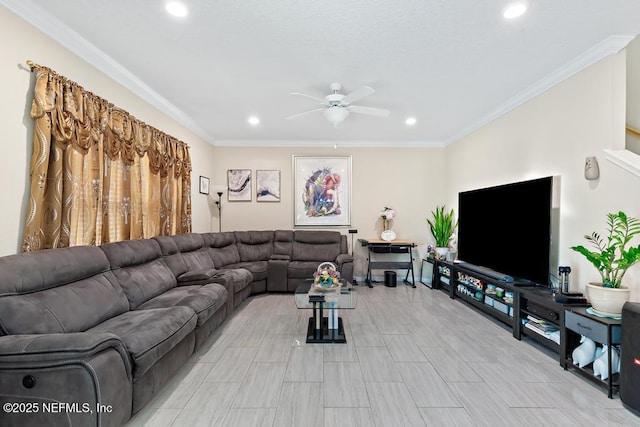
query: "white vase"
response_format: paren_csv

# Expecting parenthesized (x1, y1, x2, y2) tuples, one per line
(435, 247, 449, 259)
(586, 283, 631, 317)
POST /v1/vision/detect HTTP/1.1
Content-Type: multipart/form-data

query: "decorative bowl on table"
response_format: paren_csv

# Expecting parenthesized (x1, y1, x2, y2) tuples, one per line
(311, 262, 342, 292)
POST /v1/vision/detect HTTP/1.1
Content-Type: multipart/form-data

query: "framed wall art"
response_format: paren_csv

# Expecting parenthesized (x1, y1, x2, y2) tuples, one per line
(199, 176, 210, 195)
(293, 155, 351, 226)
(227, 169, 252, 201)
(256, 170, 281, 202)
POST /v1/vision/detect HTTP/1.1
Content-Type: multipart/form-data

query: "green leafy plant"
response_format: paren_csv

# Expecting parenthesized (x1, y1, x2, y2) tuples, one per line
(571, 211, 640, 288)
(427, 205, 458, 247)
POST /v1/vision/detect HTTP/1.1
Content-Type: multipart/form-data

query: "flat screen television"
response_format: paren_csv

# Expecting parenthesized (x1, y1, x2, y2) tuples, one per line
(457, 176, 553, 286)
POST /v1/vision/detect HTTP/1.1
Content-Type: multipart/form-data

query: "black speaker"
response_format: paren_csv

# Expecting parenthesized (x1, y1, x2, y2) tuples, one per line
(621, 301, 640, 415)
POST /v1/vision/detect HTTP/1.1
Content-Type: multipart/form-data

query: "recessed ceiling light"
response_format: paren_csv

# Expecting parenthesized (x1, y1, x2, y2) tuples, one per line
(405, 117, 417, 126)
(248, 116, 260, 126)
(166, 2, 188, 17)
(503, 1, 528, 19)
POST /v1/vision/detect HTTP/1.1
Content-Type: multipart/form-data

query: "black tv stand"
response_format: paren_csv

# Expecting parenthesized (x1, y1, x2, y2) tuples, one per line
(427, 258, 590, 369)
(427, 258, 516, 328)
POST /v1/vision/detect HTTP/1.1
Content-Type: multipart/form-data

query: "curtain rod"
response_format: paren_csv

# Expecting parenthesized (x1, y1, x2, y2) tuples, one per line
(26, 59, 40, 70)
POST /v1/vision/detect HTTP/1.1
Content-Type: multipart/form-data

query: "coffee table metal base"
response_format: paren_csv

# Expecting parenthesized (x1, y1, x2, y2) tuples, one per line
(306, 317, 346, 343)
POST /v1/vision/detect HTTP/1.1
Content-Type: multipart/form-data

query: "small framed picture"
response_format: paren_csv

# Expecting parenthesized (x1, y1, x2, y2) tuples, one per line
(199, 176, 210, 195)
(256, 170, 281, 202)
(228, 169, 252, 201)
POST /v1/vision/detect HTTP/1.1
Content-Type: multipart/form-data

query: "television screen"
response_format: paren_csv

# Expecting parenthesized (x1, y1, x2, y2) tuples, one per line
(457, 177, 553, 286)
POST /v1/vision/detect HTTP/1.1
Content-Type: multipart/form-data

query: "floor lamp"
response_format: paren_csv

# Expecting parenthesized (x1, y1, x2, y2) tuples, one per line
(349, 229, 358, 286)
(215, 191, 223, 232)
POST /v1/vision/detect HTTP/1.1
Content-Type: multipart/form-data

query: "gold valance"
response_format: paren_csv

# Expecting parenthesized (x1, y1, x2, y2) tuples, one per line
(28, 62, 191, 176)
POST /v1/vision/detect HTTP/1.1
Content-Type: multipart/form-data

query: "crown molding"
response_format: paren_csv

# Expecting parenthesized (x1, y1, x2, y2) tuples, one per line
(214, 139, 447, 148)
(446, 35, 636, 145)
(1, 0, 216, 144)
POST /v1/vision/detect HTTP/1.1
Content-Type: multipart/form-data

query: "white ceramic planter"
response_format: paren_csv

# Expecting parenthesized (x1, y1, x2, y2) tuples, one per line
(435, 247, 449, 259)
(586, 283, 631, 316)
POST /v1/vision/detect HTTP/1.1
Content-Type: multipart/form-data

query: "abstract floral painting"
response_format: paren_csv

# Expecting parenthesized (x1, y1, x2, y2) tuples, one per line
(227, 169, 251, 201)
(293, 156, 351, 226)
(256, 170, 280, 202)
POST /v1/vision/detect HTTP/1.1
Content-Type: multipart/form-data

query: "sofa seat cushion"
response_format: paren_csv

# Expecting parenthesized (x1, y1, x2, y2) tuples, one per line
(89, 307, 196, 379)
(222, 262, 267, 283)
(215, 268, 254, 293)
(136, 284, 227, 326)
(288, 261, 324, 279)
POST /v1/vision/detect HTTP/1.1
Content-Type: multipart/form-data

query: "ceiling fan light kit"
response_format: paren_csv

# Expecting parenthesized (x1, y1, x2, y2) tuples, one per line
(324, 106, 350, 127)
(287, 82, 390, 126)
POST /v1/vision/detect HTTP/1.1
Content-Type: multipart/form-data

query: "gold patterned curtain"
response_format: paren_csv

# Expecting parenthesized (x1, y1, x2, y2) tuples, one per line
(22, 65, 192, 252)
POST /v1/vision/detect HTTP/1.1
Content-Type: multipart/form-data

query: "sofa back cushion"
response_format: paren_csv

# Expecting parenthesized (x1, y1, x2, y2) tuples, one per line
(154, 234, 213, 277)
(273, 230, 293, 257)
(292, 231, 342, 261)
(0, 246, 129, 335)
(202, 232, 241, 267)
(235, 231, 274, 262)
(101, 239, 177, 310)
(174, 234, 214, 271)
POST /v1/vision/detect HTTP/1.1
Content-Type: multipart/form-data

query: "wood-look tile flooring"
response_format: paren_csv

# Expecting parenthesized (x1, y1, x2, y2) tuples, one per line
(126, 284, 640, 427)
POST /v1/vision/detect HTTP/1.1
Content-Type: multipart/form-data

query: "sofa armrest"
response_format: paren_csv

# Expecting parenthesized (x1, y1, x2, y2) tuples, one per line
(335, 253, 353, 266)
(335, 253, 354, 283)
(177, 268, 220, 286)
(0, 333, 133, 427)
(0, 332, 128, 365)
(269, 254, 291, 261)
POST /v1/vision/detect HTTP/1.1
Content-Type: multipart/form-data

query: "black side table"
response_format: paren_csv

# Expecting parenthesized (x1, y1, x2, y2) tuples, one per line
(563, 307, 622, 398)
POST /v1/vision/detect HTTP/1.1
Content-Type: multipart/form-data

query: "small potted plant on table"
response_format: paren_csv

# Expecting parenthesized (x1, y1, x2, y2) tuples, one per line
(427, 205, 458, 259)
(571, 211, 640, 316)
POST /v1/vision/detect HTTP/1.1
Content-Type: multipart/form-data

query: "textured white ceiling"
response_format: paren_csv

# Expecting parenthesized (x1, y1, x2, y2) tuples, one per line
(5, 0, 640, 146)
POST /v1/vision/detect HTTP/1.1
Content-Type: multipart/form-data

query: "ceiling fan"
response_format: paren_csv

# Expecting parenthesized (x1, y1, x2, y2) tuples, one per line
(286, 83, 390, 127)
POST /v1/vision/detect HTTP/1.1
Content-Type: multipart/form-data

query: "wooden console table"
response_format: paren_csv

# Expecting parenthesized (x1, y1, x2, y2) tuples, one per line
(359, 239, 416, 288)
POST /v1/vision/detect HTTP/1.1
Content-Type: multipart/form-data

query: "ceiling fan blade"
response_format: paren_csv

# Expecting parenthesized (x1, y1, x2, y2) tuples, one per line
(347, 105, 390, 117)
(341, 86, 375, 105)
(289, 92, 326, 104)
(285, 108, 325, 120)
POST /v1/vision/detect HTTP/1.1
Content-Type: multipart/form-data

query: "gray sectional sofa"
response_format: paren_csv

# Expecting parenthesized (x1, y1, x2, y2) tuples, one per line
(0, 230, 352, 427)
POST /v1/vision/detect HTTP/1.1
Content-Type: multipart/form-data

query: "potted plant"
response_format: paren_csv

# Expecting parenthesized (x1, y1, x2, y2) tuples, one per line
(427, 205, 458, 259)
(571, 211, 640, 316)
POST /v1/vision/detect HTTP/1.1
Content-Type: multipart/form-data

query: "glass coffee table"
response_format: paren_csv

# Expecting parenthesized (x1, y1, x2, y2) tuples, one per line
(294, 282, 357, 343)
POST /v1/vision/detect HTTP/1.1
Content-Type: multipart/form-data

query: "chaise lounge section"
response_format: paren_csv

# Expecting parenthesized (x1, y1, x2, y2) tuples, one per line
(0, 229, 352, 426)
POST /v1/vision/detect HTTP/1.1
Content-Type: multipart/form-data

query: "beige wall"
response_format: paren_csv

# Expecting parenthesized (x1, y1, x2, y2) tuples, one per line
(0, 7, 217, 256)
(447, 51, 640, 300)
(212, 146, 447, 278)
(627, 35, 640, 153)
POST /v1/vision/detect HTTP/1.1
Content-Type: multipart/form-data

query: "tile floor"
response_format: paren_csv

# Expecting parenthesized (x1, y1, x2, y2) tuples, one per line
(126, 283, 640, 427)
